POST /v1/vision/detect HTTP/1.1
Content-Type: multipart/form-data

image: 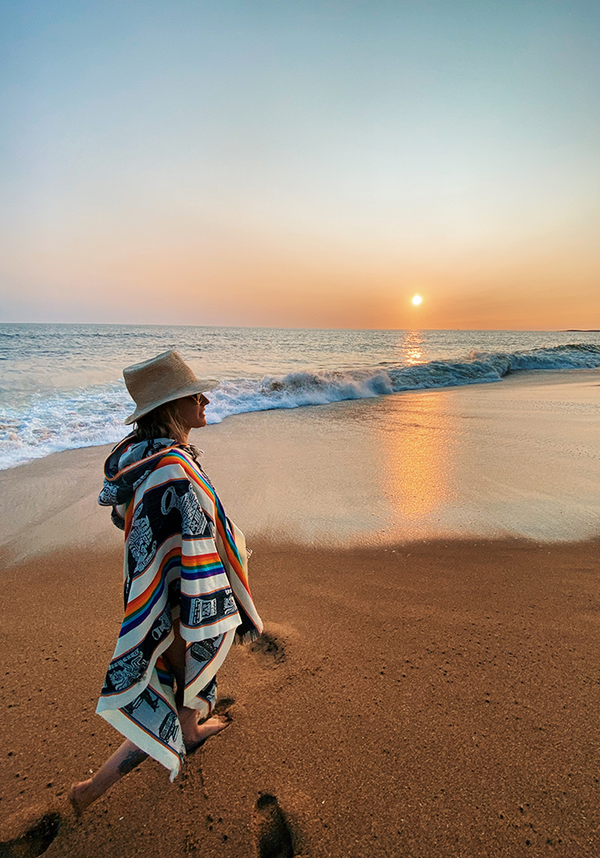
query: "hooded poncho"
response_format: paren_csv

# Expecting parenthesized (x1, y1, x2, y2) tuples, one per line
(97, 436, 262, 779)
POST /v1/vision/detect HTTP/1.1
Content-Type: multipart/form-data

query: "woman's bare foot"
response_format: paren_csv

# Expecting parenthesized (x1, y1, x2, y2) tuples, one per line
(184, 713, 230, 752)
(69, 779, 100, 817)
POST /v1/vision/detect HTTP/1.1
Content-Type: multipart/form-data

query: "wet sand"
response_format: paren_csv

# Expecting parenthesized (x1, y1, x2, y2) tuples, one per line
(1, 370, 599, 563)
(1, 371, 599, 856)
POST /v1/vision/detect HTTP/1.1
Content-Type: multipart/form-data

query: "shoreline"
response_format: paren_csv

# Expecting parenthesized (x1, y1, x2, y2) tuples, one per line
(2, 364, 600, 475)
(2, 368, 599, 564)
(2, 536, 600, 857)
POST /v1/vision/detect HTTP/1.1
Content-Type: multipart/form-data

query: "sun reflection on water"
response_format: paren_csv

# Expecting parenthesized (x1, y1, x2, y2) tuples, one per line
(375, 388, 457, 526)
(399, 330, 425, 366)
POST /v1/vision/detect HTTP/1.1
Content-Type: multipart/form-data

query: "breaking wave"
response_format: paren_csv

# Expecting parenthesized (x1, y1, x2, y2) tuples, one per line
(207, 343, 600, 420)
(1, 343, 600, 469)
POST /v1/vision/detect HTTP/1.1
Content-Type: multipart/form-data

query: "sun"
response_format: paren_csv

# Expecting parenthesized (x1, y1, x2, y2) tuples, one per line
(411, 294, 422, 306)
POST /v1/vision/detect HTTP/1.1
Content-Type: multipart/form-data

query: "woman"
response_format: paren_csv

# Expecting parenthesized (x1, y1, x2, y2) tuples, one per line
(70, 350, 262, 814)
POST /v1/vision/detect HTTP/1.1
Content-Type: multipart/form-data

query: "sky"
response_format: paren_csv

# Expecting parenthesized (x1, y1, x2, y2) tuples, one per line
(1, 0, 599, 330)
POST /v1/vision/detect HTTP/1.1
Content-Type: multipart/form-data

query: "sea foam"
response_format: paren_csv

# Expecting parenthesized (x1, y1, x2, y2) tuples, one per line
(1, 342, 599, 470)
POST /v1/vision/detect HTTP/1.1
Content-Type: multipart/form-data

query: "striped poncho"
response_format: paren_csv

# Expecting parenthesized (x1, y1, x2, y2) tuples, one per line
(97, 436, 262, 779)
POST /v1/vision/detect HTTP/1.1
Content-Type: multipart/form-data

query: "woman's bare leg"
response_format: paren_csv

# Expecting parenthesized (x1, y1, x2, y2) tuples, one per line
(69, 740, 148, 816)
(69, 713, 229, 814)
(69, 622, 228, 814)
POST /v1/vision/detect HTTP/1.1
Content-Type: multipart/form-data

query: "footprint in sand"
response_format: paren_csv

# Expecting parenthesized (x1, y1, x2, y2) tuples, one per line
(250, 631, 286, 665)
(0, 810, 61, 858)
(253, 793, 294, 858)
(212, 695, 236, 715)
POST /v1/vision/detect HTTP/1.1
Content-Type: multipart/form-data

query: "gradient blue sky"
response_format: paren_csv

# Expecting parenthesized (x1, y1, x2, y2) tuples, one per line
(1, 0, 599, 328)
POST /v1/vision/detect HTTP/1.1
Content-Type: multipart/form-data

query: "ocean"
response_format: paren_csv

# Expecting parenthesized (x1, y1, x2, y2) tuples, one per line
(1, 323, 600, 471)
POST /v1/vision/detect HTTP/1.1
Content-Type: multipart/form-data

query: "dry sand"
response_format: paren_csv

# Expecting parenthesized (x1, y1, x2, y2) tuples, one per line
(1, 538, 600, 858)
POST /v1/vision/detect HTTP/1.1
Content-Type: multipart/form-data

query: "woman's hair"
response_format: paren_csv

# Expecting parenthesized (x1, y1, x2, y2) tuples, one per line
(133, 398, 189, 442)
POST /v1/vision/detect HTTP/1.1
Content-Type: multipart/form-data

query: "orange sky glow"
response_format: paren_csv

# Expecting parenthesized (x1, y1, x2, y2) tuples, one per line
(1, 1, 599, 330)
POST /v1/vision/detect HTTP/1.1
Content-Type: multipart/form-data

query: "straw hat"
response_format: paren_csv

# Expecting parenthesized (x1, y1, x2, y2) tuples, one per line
(123, 350, 217, 424)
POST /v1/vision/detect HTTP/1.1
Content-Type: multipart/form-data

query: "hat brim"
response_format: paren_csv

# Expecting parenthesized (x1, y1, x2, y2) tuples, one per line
(124, 379, 218, 425)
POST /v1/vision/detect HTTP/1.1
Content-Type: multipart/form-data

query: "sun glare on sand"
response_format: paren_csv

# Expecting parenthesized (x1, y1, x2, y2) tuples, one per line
(412, 295, 422, 306)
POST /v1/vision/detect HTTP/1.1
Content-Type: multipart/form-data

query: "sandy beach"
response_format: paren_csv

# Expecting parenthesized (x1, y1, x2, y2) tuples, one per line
(3, 0, 600, 847)
(1, 372, 599, 857)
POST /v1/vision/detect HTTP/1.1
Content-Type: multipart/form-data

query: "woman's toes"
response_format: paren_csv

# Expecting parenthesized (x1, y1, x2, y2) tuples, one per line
(185, 714, 230, 751)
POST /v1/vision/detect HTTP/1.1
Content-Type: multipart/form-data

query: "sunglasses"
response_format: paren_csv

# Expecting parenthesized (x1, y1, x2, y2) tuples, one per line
(191, 393, 209, 406)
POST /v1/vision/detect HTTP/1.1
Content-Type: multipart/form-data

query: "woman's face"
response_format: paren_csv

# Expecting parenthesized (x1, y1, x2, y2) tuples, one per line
(177, 392, 210, 431)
